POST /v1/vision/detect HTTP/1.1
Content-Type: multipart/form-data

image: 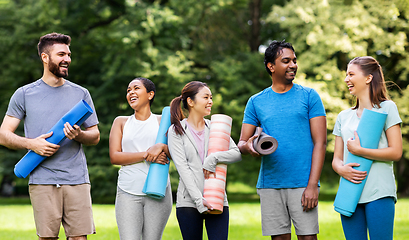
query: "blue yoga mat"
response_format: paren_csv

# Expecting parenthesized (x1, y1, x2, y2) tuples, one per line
(14, 100, 94, 178)
(142, 106, 171, 199)
(333, 108, 387, 217)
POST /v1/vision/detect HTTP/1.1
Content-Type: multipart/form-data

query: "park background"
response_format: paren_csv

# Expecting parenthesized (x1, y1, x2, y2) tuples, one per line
(0, 0, 409, 239)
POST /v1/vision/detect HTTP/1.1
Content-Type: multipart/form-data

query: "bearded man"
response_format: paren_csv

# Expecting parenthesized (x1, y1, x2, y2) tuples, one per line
(0, 32, 100, 240)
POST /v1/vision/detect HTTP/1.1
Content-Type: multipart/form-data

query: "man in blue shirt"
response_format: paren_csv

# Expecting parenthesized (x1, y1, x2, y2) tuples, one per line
(238, 40, 326, 240)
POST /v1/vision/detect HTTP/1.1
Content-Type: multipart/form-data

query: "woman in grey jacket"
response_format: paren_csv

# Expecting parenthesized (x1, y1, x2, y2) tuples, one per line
(168, 81, 242, 240)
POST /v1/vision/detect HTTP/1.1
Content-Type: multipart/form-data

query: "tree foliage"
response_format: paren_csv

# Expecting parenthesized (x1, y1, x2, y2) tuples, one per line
(263, 0, 409, 195)
(0, 0, 409, 200)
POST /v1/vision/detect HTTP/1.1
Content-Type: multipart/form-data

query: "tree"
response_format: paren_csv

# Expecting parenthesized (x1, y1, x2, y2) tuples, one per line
(0, 0, 194, 200)
(1, 0, 409, 200)
(263, 0, 409, 195)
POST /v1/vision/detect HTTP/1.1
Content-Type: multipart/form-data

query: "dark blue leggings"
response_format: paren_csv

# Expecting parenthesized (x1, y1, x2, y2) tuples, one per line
(341, 197, 395, 240)
(176, 206, 229, 240)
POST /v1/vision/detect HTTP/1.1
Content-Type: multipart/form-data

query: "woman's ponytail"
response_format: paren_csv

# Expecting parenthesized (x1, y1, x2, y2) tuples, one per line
(170, 81, 208, 135)
(170, 95, 185, 135)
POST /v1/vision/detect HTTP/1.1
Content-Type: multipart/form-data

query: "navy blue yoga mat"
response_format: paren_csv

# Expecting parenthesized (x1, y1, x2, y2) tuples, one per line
(14, 100, 94, 178)
(142, 106, 171, 199)
(333, 108, 387, 217)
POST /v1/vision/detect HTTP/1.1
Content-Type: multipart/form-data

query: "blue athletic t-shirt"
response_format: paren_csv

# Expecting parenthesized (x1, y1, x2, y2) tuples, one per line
(243, 84, 326, 189)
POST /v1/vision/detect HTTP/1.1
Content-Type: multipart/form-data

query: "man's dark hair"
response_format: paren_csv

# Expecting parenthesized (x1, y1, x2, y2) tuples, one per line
(37, 32, 71, 57)
(264, 40, 295, 76)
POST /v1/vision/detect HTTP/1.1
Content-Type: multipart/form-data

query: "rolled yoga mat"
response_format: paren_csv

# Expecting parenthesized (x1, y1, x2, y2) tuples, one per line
(142, 106, 171, 199)
(203, 114, 232, 214)
(333, 108, 387, 217)
(252, 127, 278, 155)
(14, 100, 94, 178)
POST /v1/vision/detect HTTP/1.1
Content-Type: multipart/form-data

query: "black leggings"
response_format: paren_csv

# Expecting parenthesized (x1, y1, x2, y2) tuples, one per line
(176, 206, 229, 240)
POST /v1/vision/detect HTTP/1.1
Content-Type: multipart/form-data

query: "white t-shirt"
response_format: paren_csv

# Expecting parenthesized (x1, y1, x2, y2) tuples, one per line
(333, 100, 402, 203)
(117, 113, 158, 195)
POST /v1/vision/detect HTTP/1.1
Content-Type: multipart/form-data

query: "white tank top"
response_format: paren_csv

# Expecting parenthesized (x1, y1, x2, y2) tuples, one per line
(117, 113, 159, 195)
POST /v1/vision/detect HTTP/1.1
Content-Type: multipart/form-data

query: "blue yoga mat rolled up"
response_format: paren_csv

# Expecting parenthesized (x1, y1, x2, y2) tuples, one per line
(142, 106, 171, 199)
(14, 100, 94, 178)
(333, 108, 387, 217)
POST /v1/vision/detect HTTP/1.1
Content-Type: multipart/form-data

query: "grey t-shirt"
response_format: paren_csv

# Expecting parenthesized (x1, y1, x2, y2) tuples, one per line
(6, 79, 99, 185)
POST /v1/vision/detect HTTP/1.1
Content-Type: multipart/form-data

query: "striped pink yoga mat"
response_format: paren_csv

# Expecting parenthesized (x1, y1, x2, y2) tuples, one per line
(203, 114, 232, 214)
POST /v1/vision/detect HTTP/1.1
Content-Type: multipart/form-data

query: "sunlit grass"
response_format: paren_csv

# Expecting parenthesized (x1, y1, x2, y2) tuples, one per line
(1, 197, 408, 239)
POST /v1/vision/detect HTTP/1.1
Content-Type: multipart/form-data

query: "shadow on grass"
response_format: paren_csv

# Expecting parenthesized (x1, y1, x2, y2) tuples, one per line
(228, 192, 337, 203)
(0, 197, 30, 205)
(228, 193, 260, 203)
(0, 191, 337, 205)
(319, 192, 336, 202)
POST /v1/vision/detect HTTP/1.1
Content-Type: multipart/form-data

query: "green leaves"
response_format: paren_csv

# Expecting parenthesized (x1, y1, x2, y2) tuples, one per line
(1, 0, 409, 198)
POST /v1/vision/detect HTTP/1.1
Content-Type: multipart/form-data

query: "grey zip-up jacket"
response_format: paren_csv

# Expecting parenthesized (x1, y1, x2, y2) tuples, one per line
(168, 118, 242, 213)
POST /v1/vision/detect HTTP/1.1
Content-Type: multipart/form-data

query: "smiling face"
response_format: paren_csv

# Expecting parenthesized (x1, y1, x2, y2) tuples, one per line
(345, 63, 372, 97)
(126, 80, 154, 110)
(268, 48, 297, 84)
(44, 43, 71, 78)
(187, 86, 213, 117)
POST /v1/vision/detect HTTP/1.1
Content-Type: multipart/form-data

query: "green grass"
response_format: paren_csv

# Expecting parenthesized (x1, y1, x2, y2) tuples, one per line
(1, 197, 409, 239)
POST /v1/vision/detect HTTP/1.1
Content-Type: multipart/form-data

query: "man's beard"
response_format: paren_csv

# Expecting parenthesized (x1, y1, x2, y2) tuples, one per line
(49, 58, 68, 78)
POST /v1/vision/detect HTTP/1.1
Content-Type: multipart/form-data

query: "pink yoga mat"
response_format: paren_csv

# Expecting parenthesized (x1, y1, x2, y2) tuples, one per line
(203, 114, 232, 214)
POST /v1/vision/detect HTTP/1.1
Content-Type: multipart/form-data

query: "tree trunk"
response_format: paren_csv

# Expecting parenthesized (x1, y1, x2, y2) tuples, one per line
(249, 0, 261, 52)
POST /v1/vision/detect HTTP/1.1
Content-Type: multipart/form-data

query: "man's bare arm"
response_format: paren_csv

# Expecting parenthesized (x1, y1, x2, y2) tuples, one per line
(0, 115, 60, 156)
(238, 123, 260, 156)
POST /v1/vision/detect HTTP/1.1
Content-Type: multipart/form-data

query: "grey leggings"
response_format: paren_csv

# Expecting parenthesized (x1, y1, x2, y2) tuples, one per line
(115, 186, 172, 240)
